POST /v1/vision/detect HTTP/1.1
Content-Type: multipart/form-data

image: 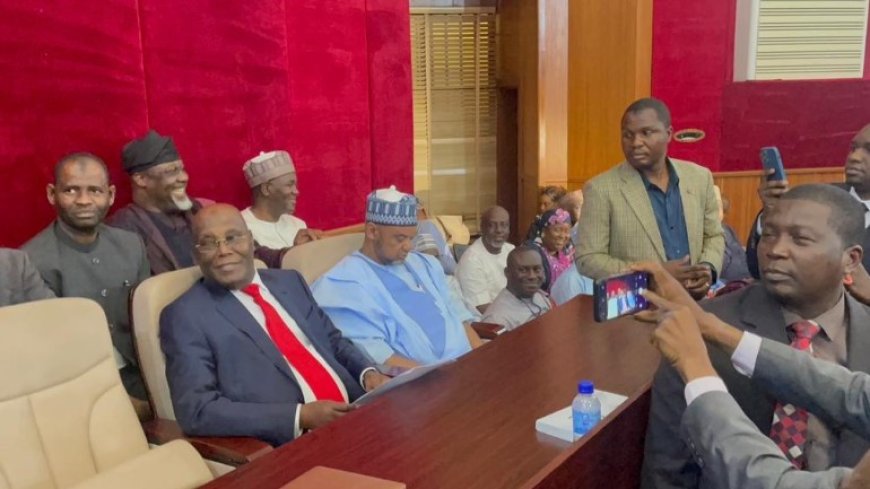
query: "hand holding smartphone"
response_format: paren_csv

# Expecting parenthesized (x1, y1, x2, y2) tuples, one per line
(593, 271, 651, 322)
(760, 146, 787, 181)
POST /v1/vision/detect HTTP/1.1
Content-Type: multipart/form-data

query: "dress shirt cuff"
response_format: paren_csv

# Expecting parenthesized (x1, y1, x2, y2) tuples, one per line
(684, 376, 728, 406)
(359, 367, 377, 390)
(730, 331, 762, 378)
(294, 404, 303, 439)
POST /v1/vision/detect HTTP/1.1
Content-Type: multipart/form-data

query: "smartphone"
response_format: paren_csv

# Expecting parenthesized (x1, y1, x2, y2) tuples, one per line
(760, 146, 787, 181)
(593, 271, 650, 322)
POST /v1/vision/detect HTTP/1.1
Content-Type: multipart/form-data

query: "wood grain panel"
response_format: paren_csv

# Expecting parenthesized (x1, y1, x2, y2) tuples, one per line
(566, 0, 653, 186)
(499, 0, 540, 242)
(714, 167, 844, 244)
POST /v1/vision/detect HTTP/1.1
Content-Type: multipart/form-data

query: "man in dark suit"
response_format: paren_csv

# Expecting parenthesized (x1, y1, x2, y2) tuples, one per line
(160, 204, 389, 446)
(0, 248, 54, 307)
(642, 184, 870, 488)
(747, 123, 870, 277)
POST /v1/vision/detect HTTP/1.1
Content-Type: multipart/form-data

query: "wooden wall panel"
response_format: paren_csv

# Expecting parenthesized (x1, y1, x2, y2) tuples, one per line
(714, 167, 844, 244)
(499, 0, 540, 239)
(539, 0, 569, 188)
(566, 0, 653, 188)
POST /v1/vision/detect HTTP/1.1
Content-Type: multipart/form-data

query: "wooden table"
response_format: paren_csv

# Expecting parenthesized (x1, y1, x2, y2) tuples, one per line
(200, 296, 661, 489)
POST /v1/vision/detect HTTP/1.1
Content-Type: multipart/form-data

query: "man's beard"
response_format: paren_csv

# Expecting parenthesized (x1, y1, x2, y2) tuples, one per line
(170, 189, 193, 211)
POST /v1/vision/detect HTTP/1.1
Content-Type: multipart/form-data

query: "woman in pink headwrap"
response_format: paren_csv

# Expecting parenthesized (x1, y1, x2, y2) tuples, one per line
(529, 208, 574, 290)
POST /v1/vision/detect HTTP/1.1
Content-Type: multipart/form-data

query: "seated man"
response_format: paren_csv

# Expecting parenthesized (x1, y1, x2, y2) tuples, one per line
(24, 152, 150, 404)
(482, 245, 553, 330)
(642, 184, 870, 489)
(312, 186, 483, 368)
(160, 204, 388, 446)
(747, 123, 870, 278)
(109, 130, 284, 274)
(241, 150, 323, 248)
(638, 261, 870, 489)
(455, 206, 514, 312)
(713, 186, 750, 283)
(0, 248, 54, 306)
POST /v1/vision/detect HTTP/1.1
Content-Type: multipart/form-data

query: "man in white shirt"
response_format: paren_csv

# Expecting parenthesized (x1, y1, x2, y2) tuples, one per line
(637, 261, 870, 489)
(456, 206, 515, 313)
(160, 204, 388, 446)
(482, 245, 553, 330)
(241, 150, 323, 249)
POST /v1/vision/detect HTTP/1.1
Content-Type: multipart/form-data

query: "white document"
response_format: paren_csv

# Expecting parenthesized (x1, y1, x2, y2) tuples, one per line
(535, 390, 629, 442)
(352, 358, 455, 406)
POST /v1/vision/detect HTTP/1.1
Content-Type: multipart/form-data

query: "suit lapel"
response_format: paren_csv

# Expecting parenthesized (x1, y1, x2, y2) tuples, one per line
(673, 162, 700, 260)
(845, 293, 870, 372)
(207, 281, 297, 383)
(618, 163, 666, 260)
(739, 285, 790, 344)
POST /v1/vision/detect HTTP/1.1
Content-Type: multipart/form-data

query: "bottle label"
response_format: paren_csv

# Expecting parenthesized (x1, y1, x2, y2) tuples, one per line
(573, 409, 602, 439)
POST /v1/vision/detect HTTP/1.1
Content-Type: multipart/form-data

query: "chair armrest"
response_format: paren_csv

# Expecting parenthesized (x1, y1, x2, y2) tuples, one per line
(471, 322, 506, 340)
(141, 418, 273, 466)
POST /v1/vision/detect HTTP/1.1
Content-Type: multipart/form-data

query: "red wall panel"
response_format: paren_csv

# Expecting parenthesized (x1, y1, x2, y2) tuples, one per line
(284, 0, 374, 229)
(138, 0, 294, 213)
(651, 0, 734, 171)
(0, 1, 412, 246)
(366, 0, 414, 193)
(652, 0, 870, 172)
(0, 0, 147, 246)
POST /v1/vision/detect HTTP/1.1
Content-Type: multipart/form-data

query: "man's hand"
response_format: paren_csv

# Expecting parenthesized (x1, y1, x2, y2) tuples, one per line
(362, 370, 391, 392)
(758, 169, 789, 213)
(299, 401, 355, 431)
(645, 290, 717, 383)
(843, 450, 870, 489)
(293, 228, 324, 246)
(846, 264, 870, 307)
(661, 256, 712, 299)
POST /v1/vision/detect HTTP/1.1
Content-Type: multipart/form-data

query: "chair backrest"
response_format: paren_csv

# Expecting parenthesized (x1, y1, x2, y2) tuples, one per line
(432, 215, 471, 245)
(281, 233, 365, 284)
(132, 266, 203, 420)
(0, 298, 150, 488)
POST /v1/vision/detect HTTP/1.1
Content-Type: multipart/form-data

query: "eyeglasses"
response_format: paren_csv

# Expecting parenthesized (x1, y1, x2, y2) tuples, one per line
(194, 232, 251, 254)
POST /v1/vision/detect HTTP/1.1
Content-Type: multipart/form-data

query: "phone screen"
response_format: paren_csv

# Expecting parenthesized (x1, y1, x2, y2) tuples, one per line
(593, 271, 650, 322)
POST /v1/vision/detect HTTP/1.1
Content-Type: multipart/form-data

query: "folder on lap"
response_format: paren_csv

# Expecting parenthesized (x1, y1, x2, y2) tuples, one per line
(280, 466, 406, 489)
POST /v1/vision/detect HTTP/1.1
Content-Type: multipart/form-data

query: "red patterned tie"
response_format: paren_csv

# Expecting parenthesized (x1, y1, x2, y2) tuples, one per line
(769, 320, 820, 469)
(242, 284, 344, 402)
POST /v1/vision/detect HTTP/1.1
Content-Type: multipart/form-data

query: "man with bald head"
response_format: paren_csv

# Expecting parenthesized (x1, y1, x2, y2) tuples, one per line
(455, 206, 515, 312)
(313, 186, 483, 369)
(559, 189, 584, 245)
(24, 152, 150, 407)
(160, 204, 388, 446)
(482, 245, 553, 330)
(748, 124, 870, 278)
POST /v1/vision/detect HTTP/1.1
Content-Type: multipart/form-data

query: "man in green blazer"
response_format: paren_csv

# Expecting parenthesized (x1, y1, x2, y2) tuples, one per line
(575, 97, 724, 298)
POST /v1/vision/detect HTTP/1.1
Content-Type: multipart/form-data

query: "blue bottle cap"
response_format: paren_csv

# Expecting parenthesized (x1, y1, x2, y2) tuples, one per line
(578, 380, 594, 394)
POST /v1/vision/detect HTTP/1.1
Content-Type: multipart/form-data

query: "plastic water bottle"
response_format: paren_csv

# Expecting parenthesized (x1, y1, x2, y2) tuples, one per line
(572, 380, 602, 440)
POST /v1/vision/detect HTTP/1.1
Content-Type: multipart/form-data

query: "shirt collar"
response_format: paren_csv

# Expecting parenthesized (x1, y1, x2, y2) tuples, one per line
(639, 158, 679, 191)
(781, 290, 846, 343)
(52, 220, 102, 253)
(848, 186, 870, 208)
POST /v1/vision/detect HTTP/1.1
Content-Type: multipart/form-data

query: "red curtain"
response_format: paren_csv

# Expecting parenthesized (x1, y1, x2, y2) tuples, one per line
(0, 0, 412, 247)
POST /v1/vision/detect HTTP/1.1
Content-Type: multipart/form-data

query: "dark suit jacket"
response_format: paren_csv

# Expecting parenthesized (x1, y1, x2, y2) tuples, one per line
(0, 248, 54, 307)
(160, 269, 372, 446)
(746, 182, 870, 278)
(641, 283, 870, 489)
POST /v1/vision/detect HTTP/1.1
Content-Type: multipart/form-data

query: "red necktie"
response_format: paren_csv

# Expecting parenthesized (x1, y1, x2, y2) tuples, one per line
(242, 284, 344, 402)
(769, 320, 820, 469)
